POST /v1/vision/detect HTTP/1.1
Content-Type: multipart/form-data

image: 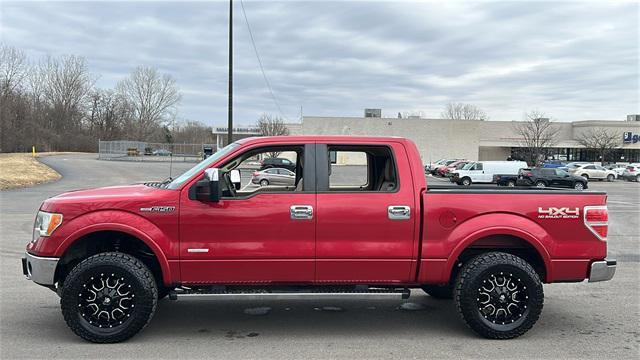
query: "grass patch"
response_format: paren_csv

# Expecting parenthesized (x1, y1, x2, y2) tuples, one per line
(0, 153, 61, 190)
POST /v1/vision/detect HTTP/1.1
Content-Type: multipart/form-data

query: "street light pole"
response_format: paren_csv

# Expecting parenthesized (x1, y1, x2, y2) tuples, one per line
(227, 0, 233, 145)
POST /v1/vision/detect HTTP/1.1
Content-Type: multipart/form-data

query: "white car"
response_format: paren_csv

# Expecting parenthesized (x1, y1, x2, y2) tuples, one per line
(569, 164, 616, 182)
(605, 164, 628, 178)
(451, 161, 528, 186)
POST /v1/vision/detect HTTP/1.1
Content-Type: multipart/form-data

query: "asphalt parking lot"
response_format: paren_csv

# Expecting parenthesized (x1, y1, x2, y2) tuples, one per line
(0, 154, 638, 359)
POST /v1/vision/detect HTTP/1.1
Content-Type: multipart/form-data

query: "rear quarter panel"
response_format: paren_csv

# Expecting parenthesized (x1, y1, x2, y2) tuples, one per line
(420, 191, 607, 283)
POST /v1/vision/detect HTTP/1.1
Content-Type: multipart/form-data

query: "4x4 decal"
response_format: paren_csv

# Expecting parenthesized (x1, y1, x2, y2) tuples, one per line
(538, 207, 579, 219)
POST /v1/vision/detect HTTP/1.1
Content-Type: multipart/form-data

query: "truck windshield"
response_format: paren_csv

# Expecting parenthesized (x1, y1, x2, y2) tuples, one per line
(166, 143, 240, 190)
(462, 162, 476, 170)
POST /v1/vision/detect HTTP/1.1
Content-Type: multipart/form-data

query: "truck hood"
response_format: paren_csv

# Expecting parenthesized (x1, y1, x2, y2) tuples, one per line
(40, 184, 179, 220)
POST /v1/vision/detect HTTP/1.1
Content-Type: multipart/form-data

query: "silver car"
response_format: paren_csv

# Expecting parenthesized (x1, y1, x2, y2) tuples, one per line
(251, 168, 296, 186)
(569, 164, 616, 181)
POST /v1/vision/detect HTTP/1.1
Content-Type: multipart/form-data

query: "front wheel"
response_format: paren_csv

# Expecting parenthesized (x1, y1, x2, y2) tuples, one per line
(461, 177, 472, 186)
(455, 252, 544, 339)
(507, 180, 516, 187)
(60, 252, 158, 343)
(259, 179, 269, 186)
(607, 174, 614, 182)
(581, 174, 589, 180)
(574, 182, 585, 190)
(535, 181, 546, 188)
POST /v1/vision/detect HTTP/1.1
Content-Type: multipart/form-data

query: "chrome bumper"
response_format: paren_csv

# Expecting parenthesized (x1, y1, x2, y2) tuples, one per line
(22, 252, 59, 285)
(588, 258, 616, 282)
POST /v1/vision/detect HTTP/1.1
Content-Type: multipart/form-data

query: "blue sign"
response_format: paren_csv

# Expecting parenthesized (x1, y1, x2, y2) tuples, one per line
(623, 132, 639, 144)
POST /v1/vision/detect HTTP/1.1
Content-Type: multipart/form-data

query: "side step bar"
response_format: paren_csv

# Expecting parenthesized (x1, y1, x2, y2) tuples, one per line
(169, 286, 411, 300)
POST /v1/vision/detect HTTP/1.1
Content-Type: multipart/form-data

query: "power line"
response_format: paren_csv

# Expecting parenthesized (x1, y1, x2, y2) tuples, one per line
(239, 0, 287, 120)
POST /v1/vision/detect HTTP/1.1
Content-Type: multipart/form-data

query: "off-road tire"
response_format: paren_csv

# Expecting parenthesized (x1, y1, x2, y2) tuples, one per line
(422, 284, 454, 299)
(60, 252, 158, 343)
(455, 252, 543, 339)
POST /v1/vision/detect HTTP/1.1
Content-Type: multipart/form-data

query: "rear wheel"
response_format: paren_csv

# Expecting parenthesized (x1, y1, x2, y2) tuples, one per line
(607, 174, 614, 182)
(535, 181, 546, 188)
(455, 252, 543, 339)
(574, 182, 585, 190)
(60, 252, 158, 343)
(507, 180, 516, 187)
(636, 175, 640, 182)
(422, 284, 453, 299)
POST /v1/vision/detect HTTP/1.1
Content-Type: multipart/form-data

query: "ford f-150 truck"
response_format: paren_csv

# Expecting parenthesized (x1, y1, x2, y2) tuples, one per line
(22, 136, 615, 343)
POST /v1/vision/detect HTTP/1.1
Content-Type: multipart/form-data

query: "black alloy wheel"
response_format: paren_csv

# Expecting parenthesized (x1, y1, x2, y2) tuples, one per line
(455, 252, 543, 339)
(60, 252, 157, 343)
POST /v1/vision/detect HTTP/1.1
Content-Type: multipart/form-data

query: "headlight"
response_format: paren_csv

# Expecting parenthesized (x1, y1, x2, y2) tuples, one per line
(33, 211, 63, 239)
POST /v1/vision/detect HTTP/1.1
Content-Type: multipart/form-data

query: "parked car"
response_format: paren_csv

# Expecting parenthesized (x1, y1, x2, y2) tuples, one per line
(259, 157, 296, 172)
(437, 160, 468, 177)
(542, 160, 567, 170)
(431, 159, 460, 175)
(605, 164, 627, 178)
(152, 149, 172, 156)
(621, 165, 640, 182)
(442, 161, 470, 177)
(565, 162, 591, 171)
(516, 168, 588, 190)
(251, 167, 296, 186)
(569, 164, 616, 182)
(424, 158, 447, 173)
(23, 136, 615, 343)
(451, 160, 528, 186)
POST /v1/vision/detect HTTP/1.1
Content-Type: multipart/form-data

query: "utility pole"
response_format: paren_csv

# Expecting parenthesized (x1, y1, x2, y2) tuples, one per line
(227, 0, 233, 145)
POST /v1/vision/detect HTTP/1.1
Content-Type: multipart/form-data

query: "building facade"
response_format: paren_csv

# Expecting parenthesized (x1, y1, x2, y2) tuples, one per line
(286, 115, 640, 164)
(212, 115, 640, 164)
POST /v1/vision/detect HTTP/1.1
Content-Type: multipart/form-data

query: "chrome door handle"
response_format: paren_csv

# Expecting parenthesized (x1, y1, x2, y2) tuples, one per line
(388, 205, 411, 220)
(290, 205, 313, 220)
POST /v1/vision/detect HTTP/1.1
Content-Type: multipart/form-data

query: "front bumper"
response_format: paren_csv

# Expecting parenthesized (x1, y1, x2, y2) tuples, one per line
(588, 258, 616, 282)
(22, 252, 59, 285)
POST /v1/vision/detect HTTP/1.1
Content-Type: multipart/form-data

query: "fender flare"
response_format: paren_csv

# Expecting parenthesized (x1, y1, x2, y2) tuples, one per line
(55, 211, 174, 285)
(445, 214, 553, 282)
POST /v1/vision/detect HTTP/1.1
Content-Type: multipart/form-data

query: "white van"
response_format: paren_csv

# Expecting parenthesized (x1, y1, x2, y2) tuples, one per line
(451, 161, 528, 186)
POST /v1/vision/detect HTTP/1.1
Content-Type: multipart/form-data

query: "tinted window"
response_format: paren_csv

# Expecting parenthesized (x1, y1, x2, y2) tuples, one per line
(555, 169, 569, 176)
(475, 163, 483, 171)
(584, 165, 595, 169)
(541, 169, 555, 175)
(326, 146, 396, 192)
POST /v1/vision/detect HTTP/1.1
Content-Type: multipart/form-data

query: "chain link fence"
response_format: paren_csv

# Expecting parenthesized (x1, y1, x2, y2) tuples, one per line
(98, 140, 215, 162)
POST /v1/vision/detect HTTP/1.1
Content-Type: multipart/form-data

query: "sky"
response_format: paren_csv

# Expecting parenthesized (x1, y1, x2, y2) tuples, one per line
(1, 0, 638, 126)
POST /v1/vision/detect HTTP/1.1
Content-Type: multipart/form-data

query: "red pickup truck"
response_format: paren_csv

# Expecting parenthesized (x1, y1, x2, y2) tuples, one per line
(23, 136, 615, 343)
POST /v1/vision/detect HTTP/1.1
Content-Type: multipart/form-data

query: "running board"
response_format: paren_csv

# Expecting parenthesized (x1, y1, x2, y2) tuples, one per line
(169, 285, 411, 300)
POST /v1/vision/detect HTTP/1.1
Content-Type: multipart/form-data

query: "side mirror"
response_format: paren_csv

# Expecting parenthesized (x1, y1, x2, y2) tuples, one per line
(204, 168, 221, 202)
(230, 169, 241, 190)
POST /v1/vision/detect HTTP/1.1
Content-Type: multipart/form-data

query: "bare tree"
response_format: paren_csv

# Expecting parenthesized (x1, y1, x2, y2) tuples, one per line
(116, 66, 181, 141)
(171, 120, 215, 144)
(257, 113, 289, 136)
(86, 89, 133, 141)
(0, 44, 27, 95)
(257, 113, 289, 157)
(576, 128, 620, 163)
(441, 103, 489, 121)
(513, 110, 558, 166)
(41, 55, 95, 134)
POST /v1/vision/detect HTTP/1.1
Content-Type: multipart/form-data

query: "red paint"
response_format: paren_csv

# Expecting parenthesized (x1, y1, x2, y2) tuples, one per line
(27, 136, 609, 287)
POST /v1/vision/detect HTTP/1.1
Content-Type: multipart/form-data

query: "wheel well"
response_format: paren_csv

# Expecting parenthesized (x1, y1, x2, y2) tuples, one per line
(54, 231, 164, 288)
(452, 235, 547, 283)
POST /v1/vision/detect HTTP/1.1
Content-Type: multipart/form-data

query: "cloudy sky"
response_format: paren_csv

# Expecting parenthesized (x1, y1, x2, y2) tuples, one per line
(1, 0, 638, 125)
